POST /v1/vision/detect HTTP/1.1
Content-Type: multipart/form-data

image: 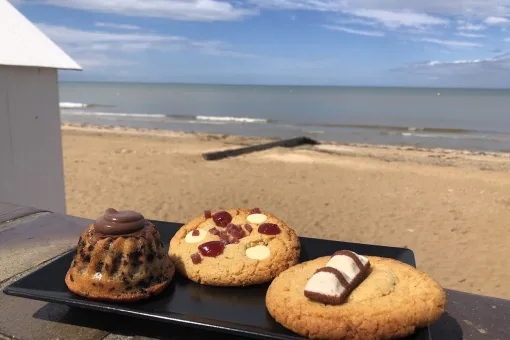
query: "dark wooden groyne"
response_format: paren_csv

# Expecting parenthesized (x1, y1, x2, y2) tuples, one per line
(202, 136, 319, 161)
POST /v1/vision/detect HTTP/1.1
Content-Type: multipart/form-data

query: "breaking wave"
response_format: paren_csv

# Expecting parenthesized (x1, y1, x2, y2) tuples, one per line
(59, 109, 510, 143)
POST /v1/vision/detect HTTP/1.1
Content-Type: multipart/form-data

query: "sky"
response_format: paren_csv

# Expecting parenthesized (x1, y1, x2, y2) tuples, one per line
(11, 0, 510, 87)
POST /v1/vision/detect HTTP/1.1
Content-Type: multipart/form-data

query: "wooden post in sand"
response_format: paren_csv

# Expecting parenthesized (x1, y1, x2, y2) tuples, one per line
(202, 136, 319, 161)
(0, 1, 81, 213)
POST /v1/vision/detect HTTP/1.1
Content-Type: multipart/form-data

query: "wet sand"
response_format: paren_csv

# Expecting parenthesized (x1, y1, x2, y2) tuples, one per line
(62, 123, 510, 299)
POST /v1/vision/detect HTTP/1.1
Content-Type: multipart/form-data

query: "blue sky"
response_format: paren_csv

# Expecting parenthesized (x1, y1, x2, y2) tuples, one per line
(12, 0, 510, 87)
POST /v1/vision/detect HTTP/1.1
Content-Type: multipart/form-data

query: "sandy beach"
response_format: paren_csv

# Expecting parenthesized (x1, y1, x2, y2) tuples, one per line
(62, 123, 510, 299)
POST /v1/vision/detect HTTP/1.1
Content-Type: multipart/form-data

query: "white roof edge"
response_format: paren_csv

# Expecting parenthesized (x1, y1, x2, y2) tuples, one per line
(0, 0, 82, 70)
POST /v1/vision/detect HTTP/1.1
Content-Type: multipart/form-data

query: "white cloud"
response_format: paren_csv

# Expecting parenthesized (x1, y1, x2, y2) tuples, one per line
(323, 25, 385, 37)
(37, 23, 185, 45)
(457, 23, 486, 31)
(456, 32, 486, 38)
(485, 16, 510, 25)
(420, 38, 483, 47)
(395, 54, 510, 82)
(251, 0, 510, 18)
(36, 23, 253, 68)
(37, 0, 257, 21)
(94, 22, 141, 30)
(335, 17, 378, 27)
(345, 9, 447, 29)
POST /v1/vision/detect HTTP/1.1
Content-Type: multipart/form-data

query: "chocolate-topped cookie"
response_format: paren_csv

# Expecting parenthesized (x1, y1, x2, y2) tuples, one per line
(266, 252, 446, 340)
(168, 208, 301, 286)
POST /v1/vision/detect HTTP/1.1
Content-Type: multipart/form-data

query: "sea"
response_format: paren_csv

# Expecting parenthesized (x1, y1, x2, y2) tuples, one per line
(59, 82, 510, 152)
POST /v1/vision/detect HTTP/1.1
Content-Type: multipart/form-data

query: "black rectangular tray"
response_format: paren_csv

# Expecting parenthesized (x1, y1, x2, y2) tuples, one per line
(3, 220, 431, 339)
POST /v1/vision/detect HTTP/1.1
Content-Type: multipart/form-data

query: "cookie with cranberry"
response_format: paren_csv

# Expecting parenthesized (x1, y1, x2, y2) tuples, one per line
(168, 208, 301, 286)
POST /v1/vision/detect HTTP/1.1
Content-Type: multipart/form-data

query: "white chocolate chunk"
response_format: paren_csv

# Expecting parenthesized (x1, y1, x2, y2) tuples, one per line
(93, 272, 102, 280)
(246, 213, 267, 224)
(304, 271, 343, 297)
(184, 229, 207, 243)
(246, 245, 270, 260)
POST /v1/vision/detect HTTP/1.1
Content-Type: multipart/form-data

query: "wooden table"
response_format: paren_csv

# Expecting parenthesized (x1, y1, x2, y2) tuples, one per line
(0, 202, 508, 340)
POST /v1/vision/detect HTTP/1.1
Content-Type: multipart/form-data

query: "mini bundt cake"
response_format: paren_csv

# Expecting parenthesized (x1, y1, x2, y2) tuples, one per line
(65, 208, 175, 302)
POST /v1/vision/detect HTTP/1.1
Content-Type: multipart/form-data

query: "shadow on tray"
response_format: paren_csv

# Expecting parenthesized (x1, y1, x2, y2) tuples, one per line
(33, 302, 463, 340)
(33, 303, 236, 340)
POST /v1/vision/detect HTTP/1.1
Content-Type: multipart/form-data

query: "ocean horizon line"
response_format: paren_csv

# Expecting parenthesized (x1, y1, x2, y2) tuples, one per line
(58, 81, 510, 91)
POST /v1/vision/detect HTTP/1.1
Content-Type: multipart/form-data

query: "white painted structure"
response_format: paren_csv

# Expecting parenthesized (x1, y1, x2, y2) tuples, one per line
(0, 0, 81, 213)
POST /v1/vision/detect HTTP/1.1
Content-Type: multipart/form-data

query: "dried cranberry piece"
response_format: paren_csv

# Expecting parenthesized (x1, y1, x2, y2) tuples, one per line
(230, 237, 239, 244)
(227, 224, 245, 239)
(258, 223, 281, 235)
(213, 211, 232, 227)
(250, 207, 261, 214)
(219, 230, 229, 244)
(191, 253, 202, 264)
(226, 223, 236, 232)
(198, 241, 225, 257)
(244, 224, 253, 233)
(192, 229, 200, 236)
(204, 210, 212, 218)
(209, 227, 219, 235)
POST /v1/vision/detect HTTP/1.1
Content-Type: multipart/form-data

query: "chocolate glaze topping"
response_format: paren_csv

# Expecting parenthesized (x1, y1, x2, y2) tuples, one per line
(94, 208, 146, 235)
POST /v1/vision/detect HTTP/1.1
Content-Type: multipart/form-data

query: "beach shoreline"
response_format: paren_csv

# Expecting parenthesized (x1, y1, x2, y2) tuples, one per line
(61, 122, 510, 299)
(62, 122, 510, 172)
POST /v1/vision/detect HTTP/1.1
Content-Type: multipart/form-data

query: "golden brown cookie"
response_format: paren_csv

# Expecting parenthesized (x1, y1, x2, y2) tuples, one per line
(168, 208, 300, 286)
(266, 256, 446, 340)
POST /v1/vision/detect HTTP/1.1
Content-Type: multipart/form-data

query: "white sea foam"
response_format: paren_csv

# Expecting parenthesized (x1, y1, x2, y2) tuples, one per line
(196, 115, 267, 123)
(60, 102, 89, 108)
(390, 131, 509, 142)
(61, 111, 167, 119)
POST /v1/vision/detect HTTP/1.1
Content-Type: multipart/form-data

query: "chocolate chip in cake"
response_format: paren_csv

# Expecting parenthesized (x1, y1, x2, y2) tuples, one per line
(103, 238, 113, 250)
(111, 255, 122, 274)
(104, 263, 110, 271)
(123, 260, 128, 266)
(137, 280, 150, 289)
(108, 287, 115, 292)
(147, 253, 154, 263)
(72, 261, 77, 268)
(70, 275, 74, 282)
(129, 250, 143, 266)
(122, 277, 129, 285)
(79, 248, 86, 258)
(88, 245, 95, 252)
(95, 261, 104, 273)
(83, 254, 91, 263)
